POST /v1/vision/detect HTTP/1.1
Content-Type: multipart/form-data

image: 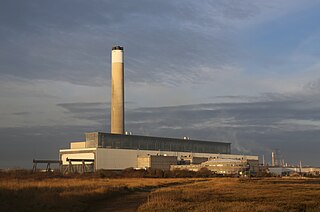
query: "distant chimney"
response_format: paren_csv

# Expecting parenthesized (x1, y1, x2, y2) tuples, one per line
(111, 46, 124, 134)
(271, 152, 275, 166)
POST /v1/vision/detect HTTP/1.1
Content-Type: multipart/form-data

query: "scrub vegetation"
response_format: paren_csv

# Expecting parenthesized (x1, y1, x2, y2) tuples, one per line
(0, 170, 197, 211)
(1, 171, 320, 212)
(139, 178, 320, 212)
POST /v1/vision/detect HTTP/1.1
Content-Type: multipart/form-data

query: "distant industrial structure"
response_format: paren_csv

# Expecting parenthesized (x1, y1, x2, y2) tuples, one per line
(267, 151, 320, 176)
(171, 158, 260, 175)
(59, 46, 259, 173)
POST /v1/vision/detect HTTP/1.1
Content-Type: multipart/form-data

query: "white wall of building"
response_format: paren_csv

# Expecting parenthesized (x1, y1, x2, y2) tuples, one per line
(60, 147, 258, 170)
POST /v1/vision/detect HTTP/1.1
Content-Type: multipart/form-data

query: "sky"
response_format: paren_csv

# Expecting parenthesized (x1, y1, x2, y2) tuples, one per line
(1, 0, 320, 168)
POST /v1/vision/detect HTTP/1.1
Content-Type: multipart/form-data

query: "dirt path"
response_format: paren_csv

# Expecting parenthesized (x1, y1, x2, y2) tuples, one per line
(88, 190, 149, 212)
(87, 180, 207, 212)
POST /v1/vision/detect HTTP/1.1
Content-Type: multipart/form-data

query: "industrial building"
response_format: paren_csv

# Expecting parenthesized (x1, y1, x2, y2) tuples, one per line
(268, 167, 320, 176)
(59, 46, 258, 173)
(171, 158, 259, 175)
(138, 155, 177, 171)
(60, 132, 242, 171)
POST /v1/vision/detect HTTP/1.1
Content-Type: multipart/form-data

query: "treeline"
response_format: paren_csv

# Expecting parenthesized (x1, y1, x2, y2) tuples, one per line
(0, 168, 221, 179)
(5, 168, 314, 179)
(96, 167, 218, 178)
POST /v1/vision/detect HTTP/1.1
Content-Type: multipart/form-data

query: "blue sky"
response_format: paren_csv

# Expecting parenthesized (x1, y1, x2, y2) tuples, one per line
(1, 0, 320, 168)
(241, 3, 320, 75)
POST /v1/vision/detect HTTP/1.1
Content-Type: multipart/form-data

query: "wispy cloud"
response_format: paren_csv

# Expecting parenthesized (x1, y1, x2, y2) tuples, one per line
(2, 0, 314, 85)
(1, 1, 320, 168)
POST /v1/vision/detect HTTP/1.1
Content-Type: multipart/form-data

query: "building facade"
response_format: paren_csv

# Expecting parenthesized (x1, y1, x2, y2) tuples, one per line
(59, 132, 258, 172)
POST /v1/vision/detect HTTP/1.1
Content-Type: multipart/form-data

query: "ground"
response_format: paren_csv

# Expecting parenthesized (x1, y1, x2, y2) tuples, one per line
(0, 175, 319, 211)
(138, 177, 320, 212)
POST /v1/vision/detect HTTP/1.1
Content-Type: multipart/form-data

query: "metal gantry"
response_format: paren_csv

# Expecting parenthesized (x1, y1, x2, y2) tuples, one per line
(32, 159, 62, 172)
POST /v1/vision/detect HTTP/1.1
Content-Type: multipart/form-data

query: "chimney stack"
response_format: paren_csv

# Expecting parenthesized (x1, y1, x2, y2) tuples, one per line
(111, 46, 124, 134)
(271, 151, 275, 166)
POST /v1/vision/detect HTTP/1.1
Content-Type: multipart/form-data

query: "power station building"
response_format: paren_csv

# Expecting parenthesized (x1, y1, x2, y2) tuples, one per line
(59, 46, 258, 172)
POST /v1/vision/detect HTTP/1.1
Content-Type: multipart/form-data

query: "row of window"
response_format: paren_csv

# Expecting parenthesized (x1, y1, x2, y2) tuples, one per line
(98, 138, 230, 154)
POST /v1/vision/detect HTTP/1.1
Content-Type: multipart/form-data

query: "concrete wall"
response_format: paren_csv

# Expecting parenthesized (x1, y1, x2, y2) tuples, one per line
(60, 150, 95, 165)
(137, 156, 150, 169)
(137, 155, 177, 170)
(60, 147, 259, 170)
(180, 156, 208, 164)
(96, 148, 137, 169)
(150, 155, 177, 170)
(70, 142, 86, 149)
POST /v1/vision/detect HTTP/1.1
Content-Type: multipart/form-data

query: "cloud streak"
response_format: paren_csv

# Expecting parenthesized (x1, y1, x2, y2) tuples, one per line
(2, 0, 310, 86)
(52, 91, 320, 166)
(1, 1, 320, 168)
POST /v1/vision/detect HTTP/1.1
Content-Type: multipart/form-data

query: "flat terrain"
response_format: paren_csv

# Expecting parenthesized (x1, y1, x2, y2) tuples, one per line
(0, 176, 319, 211)
(0, 176, 197, 211)
(138, 178, 320, 212)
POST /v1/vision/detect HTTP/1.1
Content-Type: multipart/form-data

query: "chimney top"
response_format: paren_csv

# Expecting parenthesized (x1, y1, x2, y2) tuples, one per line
(112, 46, 123, 50)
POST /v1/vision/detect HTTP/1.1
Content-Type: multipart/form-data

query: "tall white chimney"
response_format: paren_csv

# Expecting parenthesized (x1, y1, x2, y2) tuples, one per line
(111, 46, 124, 134)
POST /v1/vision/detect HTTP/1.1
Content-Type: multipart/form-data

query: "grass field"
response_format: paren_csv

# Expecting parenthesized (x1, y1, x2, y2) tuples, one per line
(0, 174, 196, 211)
(138, 177, 320, 212)
(1, 174, 320, 211)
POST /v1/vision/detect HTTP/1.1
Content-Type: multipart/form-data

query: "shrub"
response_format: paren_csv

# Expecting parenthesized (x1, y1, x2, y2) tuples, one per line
(195, 167, 212, 178)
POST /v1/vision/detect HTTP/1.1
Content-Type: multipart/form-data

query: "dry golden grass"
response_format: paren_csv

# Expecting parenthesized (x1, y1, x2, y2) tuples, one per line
(2, 175, 320, 211)
(139, 178, 320, 212)
(0, 177, 196, 211)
